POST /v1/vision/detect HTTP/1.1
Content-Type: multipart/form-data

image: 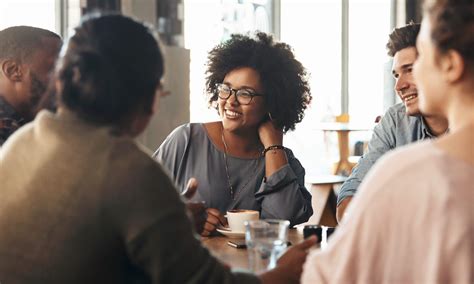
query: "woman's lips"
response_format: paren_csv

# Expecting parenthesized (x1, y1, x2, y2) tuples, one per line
(225, 109, 242, 119)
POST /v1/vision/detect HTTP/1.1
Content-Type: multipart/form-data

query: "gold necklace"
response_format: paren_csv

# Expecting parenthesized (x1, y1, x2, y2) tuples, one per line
(220, 130, 262, 200)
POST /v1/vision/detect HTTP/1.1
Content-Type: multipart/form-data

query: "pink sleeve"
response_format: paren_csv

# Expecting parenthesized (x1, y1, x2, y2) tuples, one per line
(301, 155, 396, 283)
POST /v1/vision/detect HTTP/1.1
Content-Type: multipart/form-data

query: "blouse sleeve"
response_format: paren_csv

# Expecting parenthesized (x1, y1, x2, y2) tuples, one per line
(152, 124, 191, 191)
(255, 148, 313, 226)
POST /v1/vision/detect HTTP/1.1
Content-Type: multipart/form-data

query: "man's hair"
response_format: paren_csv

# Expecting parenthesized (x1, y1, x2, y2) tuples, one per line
(386, 22, 421, 57)
(0, 26, 61, 62)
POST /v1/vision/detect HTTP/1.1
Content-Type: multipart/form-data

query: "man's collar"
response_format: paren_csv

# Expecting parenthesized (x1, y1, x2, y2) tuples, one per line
(420, 116, 437, 139)
(0, 95, 25, 125)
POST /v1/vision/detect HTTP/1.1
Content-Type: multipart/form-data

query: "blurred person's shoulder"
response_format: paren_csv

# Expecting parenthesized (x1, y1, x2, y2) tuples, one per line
(362, 140, 472, 199)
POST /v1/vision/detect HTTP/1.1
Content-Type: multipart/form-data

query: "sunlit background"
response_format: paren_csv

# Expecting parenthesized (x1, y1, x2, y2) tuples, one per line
(1, 0, 408, 176)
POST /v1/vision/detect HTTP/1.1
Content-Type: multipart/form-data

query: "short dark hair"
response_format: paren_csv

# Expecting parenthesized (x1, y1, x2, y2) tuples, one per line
(0, 26, 61, 63)
(386, 22, 421, 57)
(425, 0, 474, 68)
(205, 32, 312, 133)
(56, 13, 163, 125)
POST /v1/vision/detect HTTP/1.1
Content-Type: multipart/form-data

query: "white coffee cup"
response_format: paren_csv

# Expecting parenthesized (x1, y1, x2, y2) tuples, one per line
(227, 209, 260, 233)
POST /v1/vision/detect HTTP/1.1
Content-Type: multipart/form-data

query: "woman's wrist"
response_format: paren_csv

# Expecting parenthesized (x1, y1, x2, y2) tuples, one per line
(262, 145, 285, 157)
(262, 139, 283, 148)
(260, 136, 283, 149)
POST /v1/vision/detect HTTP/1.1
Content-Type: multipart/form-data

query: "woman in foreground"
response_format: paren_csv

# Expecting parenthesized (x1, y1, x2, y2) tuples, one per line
(0, 14, 315, 284)
(302, 0, 473, 282)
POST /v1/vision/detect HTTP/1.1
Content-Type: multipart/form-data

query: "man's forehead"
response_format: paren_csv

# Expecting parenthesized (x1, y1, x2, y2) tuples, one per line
(27, 37, 61, 72)
(392, 46, 417, 72)
(41, 37, 62, 53)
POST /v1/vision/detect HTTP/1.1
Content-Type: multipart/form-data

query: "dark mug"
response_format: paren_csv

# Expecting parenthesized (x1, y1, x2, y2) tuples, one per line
(303, 225, 323, 243)
(303, 225, 337, 244)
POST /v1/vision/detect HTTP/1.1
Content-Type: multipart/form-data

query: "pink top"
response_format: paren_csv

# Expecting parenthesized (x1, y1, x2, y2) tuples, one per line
(302, 141, 474, 284)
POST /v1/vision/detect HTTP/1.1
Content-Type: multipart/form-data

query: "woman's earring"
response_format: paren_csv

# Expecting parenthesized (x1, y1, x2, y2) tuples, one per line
(268, 112, 274, 121)
(212, 100, 219, 111)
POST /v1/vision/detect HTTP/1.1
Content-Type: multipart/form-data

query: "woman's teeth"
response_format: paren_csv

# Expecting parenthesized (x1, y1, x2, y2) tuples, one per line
(225, 110, 241, 118)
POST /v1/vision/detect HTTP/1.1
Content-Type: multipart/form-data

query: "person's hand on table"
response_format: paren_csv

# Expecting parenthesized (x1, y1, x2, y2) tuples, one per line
(181, 178, 207, 234)
(259, 235, 318, 284)
(201, 208, 227, 237)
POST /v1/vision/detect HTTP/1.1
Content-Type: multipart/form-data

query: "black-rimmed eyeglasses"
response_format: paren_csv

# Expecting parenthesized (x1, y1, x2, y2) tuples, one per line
(216, 83, 264, 105)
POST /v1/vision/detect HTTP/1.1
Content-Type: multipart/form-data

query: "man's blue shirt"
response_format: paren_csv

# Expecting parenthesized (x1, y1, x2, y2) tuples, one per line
(337, 103, 436, 205)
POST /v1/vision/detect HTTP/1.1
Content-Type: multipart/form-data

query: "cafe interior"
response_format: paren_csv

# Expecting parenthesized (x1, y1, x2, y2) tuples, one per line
(0, 0, 472, 283)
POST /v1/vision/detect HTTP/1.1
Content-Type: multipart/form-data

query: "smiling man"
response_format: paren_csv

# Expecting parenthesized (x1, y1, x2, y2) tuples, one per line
(0, 26, 61, 146)
(336, 22, 449, 221)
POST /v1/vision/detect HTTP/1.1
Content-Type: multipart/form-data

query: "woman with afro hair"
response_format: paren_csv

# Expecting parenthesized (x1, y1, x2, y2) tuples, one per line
(154, 32, 313, 236)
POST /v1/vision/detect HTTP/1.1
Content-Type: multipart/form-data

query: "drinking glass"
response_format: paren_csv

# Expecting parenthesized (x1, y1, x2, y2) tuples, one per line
(244, 219, 290, 273)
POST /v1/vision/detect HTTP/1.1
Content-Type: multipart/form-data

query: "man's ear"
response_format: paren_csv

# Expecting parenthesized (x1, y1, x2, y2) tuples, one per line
(1, 59, 23, 82)
(441, 50, 465, 83)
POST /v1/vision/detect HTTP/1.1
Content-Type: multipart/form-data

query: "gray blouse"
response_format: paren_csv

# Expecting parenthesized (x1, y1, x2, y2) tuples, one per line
(153, 123, 313, 226)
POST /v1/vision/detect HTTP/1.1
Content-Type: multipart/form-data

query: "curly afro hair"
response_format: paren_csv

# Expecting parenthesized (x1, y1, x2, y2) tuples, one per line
(205, 32, 312, 133)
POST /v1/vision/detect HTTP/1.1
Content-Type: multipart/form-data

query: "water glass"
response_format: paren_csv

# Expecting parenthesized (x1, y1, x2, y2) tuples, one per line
(244, 219, 290, 273)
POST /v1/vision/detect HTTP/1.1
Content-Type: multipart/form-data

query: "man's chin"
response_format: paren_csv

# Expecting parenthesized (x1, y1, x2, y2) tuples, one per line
(403, 97, 421, 116)
(405, 105, 422, 116)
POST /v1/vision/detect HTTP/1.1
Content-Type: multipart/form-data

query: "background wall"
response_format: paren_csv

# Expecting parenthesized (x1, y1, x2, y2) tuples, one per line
(121, 0, 190, 152)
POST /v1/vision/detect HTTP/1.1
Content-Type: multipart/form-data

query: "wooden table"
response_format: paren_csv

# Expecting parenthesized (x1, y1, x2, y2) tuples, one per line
(306, 175, 347, 226)
(315, 122, 375, 176)
(201, 228, 305, 270)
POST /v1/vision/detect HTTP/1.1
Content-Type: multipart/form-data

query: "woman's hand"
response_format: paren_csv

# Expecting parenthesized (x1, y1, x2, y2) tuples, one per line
(182, 178, 207, 234)
(258, 119, 283, 148)
(201, 208, 227, 237)
(259, 236, 317, 284)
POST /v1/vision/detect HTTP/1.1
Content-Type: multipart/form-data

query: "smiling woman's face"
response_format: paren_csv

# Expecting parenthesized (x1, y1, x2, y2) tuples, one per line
(218, 67, 267, 134)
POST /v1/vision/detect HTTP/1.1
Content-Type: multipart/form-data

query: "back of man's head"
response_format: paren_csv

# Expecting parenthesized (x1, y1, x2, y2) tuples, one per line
(386, 22, 420, 57)
(0, 26, 61, 63)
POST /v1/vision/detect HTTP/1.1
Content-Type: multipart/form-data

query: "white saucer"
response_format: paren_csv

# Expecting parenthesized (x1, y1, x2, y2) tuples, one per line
(216, 228, 245, 239)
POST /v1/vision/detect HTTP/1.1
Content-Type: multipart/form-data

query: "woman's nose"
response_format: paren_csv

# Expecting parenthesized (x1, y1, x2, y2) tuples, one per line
(227, 90, 239, 105)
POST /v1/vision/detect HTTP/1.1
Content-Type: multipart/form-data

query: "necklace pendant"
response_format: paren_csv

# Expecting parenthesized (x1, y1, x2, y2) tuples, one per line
(221, 128, 262, 202)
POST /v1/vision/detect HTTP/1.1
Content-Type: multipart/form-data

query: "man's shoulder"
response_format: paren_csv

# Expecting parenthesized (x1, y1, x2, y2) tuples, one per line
(0, 96, 22, 120)
(384, 103, 408, 120)
(381, 103, 423, 132)
(368, 142, 437, 183)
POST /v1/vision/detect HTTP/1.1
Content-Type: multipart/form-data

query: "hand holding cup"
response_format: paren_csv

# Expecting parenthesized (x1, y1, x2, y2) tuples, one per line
(201, 208, 227, 237)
